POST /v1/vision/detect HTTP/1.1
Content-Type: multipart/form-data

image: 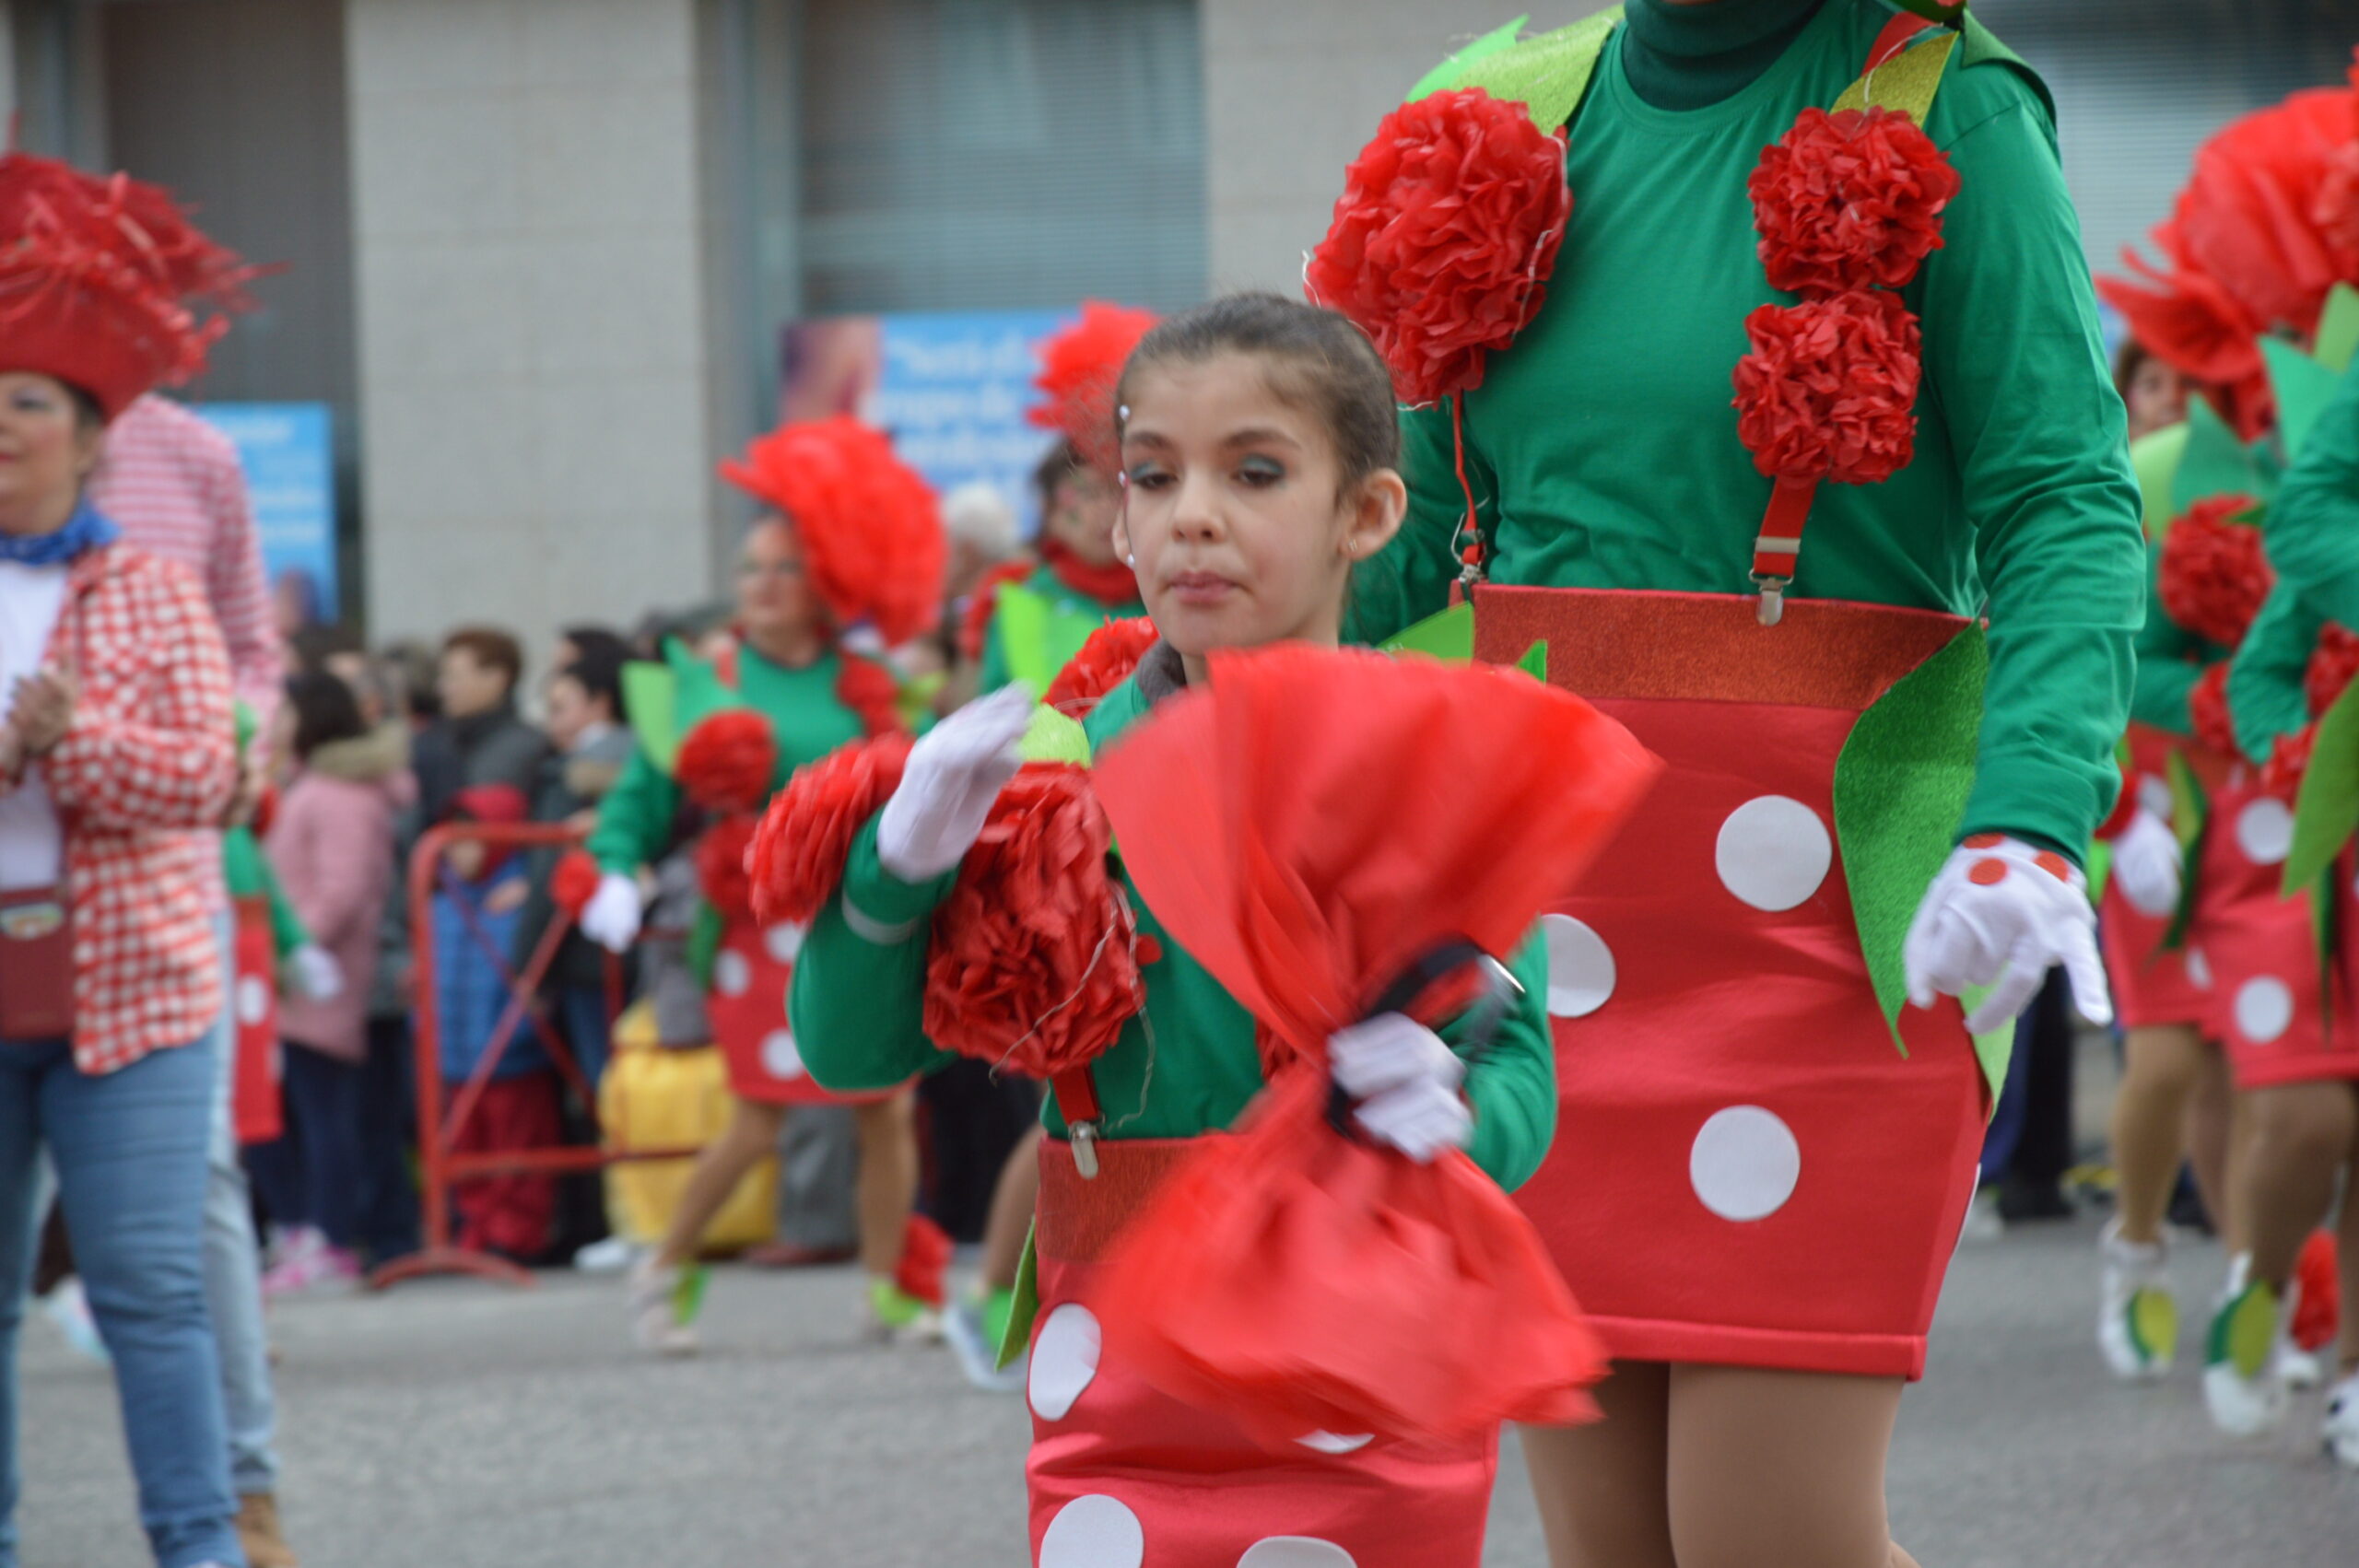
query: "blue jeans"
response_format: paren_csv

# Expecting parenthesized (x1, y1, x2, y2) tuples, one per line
(200, 914, 277, 1496)
(0, 1034, 245, 1568)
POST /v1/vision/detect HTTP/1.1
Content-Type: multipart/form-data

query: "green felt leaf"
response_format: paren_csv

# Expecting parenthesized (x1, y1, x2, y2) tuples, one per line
(2209, 1281, 2279, 1376)
(1448, 7, 1622, 132)
(2285, 672, 2359, 895)
(2316, 283, 2359, 375)
(2263, 335, 2341, 465)
(1516, 638, 1550, 682)
(993, 586, 1102, 694)
(898, 672, 945, 734)
(2131, 424, 2190, 536)
(622, 661, 681, 776)
(1833, 30, 1957, 123)
(2161, 751, 2208, 952)
(1408, 16, 1528, 101)
(1833, 625, 1989, 1052)
(1959, 982, 2014, 1106)
(687, 900, 723, 989)
(1383, 601, 1475, 662)
(1020, 705, 1095, 766)
(997, 1224, 1039, 1370)
(2173, 398, 2272, 514)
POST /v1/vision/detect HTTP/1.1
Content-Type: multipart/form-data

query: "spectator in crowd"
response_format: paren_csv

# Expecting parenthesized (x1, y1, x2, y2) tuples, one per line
(2117, 336, 2193, 444)
(414, 627, 546, 828)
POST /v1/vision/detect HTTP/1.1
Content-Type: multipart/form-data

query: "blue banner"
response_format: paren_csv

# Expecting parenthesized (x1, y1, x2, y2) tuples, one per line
(194, 403, 337, 631)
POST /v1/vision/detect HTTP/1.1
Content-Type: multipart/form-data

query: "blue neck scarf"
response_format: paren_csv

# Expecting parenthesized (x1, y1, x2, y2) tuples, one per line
(0, 497, 122, 568)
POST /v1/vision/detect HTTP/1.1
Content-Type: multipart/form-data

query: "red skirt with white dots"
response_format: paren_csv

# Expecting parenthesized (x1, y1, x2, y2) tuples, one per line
(2098, 728, 2217, 1030)
(1473, 587, 1988, 1382)
(230, 895, 285, 1146)
(706, 916, 896, 1106)
(1024, 1137, 1497, 1568)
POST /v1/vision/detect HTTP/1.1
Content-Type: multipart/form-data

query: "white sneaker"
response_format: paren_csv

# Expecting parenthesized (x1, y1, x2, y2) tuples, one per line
(2097, 1219, 2177, 1380)
(2324, 1372, 2359, 1469)
(945, 1297, 1027, 1393)
(2280, 1340, 2327, 1391)
(628, 1261, 702, 1355)
(573, 1235, 640, 1275)
(2203, 1261, 2292, 1438)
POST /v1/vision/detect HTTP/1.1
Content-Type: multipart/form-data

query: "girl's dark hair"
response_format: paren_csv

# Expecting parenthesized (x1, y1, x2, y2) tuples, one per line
(286, 671, 369, 762)
(68, 384, 104, 436)
(1113, 293, 1401, 494)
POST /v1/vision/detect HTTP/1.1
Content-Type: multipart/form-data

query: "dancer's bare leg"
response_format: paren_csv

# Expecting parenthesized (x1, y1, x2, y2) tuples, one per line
(652, 1097, 787, 1270)
(1666, 1364, 1908, 1568)
(2111, 1023, 2208, 1244)
(851, 1091, 919, 1281)
(1520, 1360, 1674, 1568)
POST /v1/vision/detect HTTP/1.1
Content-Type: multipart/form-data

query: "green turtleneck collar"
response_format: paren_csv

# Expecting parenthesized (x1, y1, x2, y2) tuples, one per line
(1621, 0, 1828, 111)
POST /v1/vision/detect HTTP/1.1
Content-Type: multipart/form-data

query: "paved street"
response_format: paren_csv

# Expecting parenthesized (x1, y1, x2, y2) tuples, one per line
(20, 1211, 2356, 1567)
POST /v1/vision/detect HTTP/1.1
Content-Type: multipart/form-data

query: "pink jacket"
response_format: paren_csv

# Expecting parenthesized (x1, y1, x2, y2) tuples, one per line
(269, 765, 412, 1061)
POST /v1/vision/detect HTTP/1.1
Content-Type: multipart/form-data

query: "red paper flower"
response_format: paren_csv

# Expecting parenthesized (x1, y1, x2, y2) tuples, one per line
(922, 765, 1144, 1078)
(2157, 494, 2271, 648)
(1305, 88, 1571, 406)
(2307, 622, 2359, 717)
(747, 732, 914, 926)
(835, 654, 907, 739)
(1029, 303, 1160, 474)
(2260, 723, 2317, 801)
(2189, 662, 2241, 758)
(551, 848, 604, 919)
(1750, 108, 1961, 297)
(1732, 290, 1923, 485)
(1044, 617, 1159, 718)
(676, 709, 779, 814)
(696, 814, 757, 923)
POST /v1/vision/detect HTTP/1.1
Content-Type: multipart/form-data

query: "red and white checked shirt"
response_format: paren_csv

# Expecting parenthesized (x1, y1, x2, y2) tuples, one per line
(34, 545, 239, 1074)
(87, 394, 284, 720)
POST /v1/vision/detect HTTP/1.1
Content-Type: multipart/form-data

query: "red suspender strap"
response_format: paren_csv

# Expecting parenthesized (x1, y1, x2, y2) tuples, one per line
(1050, 1067, 1105, 1178)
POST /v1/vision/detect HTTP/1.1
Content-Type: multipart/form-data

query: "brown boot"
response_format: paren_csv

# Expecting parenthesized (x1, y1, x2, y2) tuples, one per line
(236, 1492, 300, 1568)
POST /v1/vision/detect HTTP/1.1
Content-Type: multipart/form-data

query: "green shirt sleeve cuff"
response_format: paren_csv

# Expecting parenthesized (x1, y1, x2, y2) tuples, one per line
(840, 814, 957, 935)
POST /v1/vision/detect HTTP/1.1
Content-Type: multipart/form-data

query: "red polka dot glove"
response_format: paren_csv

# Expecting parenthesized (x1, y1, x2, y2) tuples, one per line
(1903, 834, 2112, 1035)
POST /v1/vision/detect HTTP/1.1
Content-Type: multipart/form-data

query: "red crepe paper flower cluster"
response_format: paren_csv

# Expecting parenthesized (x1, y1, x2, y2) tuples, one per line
(922, 765, 1144, 1079)
(1750, 108, 1962, 296)
(2260, 724, 2317, 802)
(747, 733, 914, 926)
(1044, 618, 1159, 718)
(2189, 662, 2241, 758)
(835, 654, 907, 740)
(696, 814, 757, 923)
(551, 848, 604, 920)
(1029, 303, 1160, 475)
(2308, 623, 2359, 717)
(2157, 495, 2271, 648)
(1732, 290, 1924, 486)
(676, 709, 780, 814)
(1305, 88, 1571, 406)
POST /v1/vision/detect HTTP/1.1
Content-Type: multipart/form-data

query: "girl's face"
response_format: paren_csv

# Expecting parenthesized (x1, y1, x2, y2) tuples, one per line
(1114, 352, 1402, 677)
(0, 372, 102, 535)
(2126, 357, 2190, 443)
(736, 517, 822, 648)
(1043, 463, 1123, 567)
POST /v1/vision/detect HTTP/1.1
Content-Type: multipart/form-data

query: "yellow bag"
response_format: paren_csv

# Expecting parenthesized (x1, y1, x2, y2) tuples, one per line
(597, 1000, 776, 1250)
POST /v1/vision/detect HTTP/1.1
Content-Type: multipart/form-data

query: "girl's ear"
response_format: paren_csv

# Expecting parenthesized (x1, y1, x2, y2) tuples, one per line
(1110, 508, 1135, 568)
(1342, 468, 1407, 561)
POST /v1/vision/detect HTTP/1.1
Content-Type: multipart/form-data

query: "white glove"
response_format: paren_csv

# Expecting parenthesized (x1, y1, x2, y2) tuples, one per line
(581, 872, 643, 954)
(1329, 1012, 1471, 1162)
(875, 683, 1035, 883)
(287, 943, 344, 1002)
(2109, 809, 2184, 919)
(1905, 836, 2112, 1035)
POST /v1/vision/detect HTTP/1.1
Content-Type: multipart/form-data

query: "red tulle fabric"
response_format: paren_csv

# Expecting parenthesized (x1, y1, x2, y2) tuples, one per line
(675, 709, 779, 815)
(2260, 724, 2317, 802)
(719, 416, 947, 647)
(2293, 1230, 2341, 1352)
(2157, 495, 2271, 648)
(1043, 618, 1159, 718)
(2189, 662, 2241, 759)
(696, 815, 757, 922)
(1028, 302, 1160, 474)
(1733, 290, 1923, 485)
(835, 654, 907, 739)
(1750, 108, 1960, 297)
(922, 765, 1144, 1079)
(551, 848, 604, 919)
(1086, 647, 1660, 1445)
(0, 152, 259, 418)
(747, 732, 913, 926)
(1305, 88, 1571, 406)
(2306, 623, 2359, 717)
(957, 558, 1038, 665)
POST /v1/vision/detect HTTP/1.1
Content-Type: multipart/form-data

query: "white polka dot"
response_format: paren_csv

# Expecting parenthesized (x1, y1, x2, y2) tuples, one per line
(1540, 914, 1614, 1018)
(764, 923, 805, 964)
(1715, 796, 1833, 912)
(1039, 1495, 1143, 1568)
(2188, 948, 2213, 990)
(713, 950, 751, 998)
(2234, 977, 2294, 1045)
(759, 1030, 805, 1080)
(1027, 1304, 1101, 1421)
(236, 976, 271, 1026)
(1238, 1540, 1357, 1568)
(1689, 1106, 1802, 1222)
(1295, 1431, 1373, 1455)
(2236, 797, 2294, 866)
(2137, 773, 2174, 822)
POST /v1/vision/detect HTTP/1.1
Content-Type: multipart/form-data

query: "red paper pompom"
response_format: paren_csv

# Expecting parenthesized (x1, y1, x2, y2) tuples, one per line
(1732, 290, 1923, 485)
(1305, 88, 1571, 406)
(1028, 303, 1160, 474)
(696, 814, 758, 922)
(551, 848, 604, 919)
(1750, 107, 1961, 297)
(747, 732, 914, 926)
(676, 709, 780, 814)
(835, 654, 907, 739)
(2260, 724, 2317, 801)
(2307, 622, 2359, 717)
(922, 765, 1144, 1078)
(2157, 494, 2271, 648)
(1044, 617, 1160, 718)
(2189, 662, 2242, 758)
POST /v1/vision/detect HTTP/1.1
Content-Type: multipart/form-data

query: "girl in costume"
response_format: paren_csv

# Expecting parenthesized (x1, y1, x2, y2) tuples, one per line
(580, 415, 946, 1352)
(784, 295, 1565, 1567)
(1320, 4, 2143, 1563)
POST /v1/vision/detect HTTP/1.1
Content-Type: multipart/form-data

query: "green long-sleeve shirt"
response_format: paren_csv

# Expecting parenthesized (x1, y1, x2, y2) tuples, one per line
(2225, 582, 2320, 765)
(788, 678, 1561, 1193)
(1346, 0, 2144, 860)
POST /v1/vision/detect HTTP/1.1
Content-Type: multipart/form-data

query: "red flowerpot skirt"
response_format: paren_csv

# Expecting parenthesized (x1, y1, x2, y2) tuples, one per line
(706, 916, 896, 1106)
(2099, 727, 2214, 1030)
(230, 895, 284, 1146)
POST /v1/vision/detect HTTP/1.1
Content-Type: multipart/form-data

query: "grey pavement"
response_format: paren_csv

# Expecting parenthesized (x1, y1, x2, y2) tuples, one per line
(18, 1212, 2357, 1567)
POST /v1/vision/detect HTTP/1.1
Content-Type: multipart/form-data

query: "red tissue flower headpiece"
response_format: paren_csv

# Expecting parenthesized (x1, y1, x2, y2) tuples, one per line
(675, 709, 780, 814)
(1029, 302, 1159, 475)
(2189, 662, 2242, 759)
(696, 814, 757, 923)
(922, 764, 1144, 1080)
(2307, 622, 2359, 718)
(1306, 87, 1571, 406)
(1750, 108, 1960, 297)
(2157, 495, 2271, 648)
(720, 416, 947, 648)
(1044, 617, 1159, 719)
(747, 732, 914, 927)
(1732, 289, 1923, 486)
